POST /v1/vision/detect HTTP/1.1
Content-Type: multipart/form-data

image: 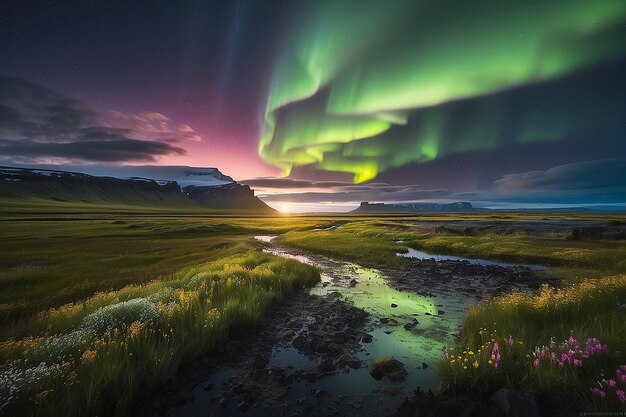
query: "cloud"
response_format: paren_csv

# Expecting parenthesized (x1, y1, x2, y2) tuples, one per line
(108, 110, 203, 142)
(494, 159, 626, 192)
(248, 159, 626, 207)
(487, 158, 626, 204)
(0, 138, 185, 163)
(241, 177, 352, 189)
(242, 177, 450, 203)
(0, 76, 198, 164)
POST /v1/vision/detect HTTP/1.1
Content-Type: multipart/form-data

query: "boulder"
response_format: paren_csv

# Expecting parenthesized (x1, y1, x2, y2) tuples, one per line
(491, 388, 540, 417)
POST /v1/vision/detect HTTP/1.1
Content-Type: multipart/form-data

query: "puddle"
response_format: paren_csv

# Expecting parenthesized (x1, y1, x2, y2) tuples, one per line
(397, 247, 545, 270)
(254, 235, 277, 243)
(269, 347, 316, 370)
(312, 225, 340, 231)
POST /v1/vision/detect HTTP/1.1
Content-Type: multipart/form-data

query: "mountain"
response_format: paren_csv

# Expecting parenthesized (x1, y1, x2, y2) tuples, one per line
(353, 201, 477, 213)
(10, 164, 235, 187)
(184, 184, 273, 211)
(0, 166, 273, 212)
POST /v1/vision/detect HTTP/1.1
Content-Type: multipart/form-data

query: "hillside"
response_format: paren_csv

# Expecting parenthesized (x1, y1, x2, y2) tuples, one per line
(0, 166, 273, 212)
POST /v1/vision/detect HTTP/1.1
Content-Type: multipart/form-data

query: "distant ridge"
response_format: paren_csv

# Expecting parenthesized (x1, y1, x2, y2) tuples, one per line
(0, 166, 273, 212)
(353, 201, 478, 213)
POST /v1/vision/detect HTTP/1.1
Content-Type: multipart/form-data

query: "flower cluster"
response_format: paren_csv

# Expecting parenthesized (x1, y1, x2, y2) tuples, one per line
(444, 327, 515, 371)
(79, 298, 160, 335)
(491, 342, 502, 369)
(591, 365, 626, 404)
(532, 336, 608, 369)
(0, 361, 65, 412)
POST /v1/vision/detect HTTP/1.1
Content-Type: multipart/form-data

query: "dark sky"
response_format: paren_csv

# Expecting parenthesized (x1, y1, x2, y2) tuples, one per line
(1, 0, 626, 211)
(1, 0, 294, 178)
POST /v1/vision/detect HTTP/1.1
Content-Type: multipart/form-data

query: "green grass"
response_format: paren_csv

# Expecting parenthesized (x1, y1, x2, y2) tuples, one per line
(0, 250, 319, 416)
(278, 218, 626, 277)
(437, 274, 626, 410)
(2, 212, 626, 415)
(406, 234, 626, 275)
(0, 215, 333, 328)
(279, 220, 413, 265)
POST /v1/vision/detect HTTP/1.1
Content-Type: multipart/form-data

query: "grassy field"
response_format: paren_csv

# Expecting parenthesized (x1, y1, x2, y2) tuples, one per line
(277, 216, 626, 410)
(1, 212, 626, 415)
(0, 215, 323, 416)
(437, 275, 626, 410)
(279, 217, 626, 277)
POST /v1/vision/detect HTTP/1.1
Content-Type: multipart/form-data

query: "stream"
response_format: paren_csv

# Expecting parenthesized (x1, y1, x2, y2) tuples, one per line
(142, 235, 547, 417)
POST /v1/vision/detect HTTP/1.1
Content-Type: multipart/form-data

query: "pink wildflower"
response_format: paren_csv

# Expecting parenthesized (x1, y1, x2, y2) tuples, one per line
(616, 390, 625, 404)
(491, 342, 501, 369)
(591, 388, 606, 399)
(573, 359, 581, 367)
(607, 379, 617, 387)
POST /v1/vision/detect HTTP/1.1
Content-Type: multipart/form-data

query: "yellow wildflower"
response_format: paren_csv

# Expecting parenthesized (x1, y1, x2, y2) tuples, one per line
(81, 349, 97, 365)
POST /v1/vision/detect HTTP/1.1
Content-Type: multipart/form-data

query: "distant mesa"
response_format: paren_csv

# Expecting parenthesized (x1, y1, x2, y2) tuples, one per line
(353, 201, 476, 213)
(184, 183, 273, 211)
(0, 166, 273, 212)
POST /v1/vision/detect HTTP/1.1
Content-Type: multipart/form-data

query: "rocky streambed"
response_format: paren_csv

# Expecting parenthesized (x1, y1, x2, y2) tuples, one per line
(137, 236, 554, 417)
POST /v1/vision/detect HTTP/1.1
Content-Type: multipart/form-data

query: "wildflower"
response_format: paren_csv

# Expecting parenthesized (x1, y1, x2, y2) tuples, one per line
(591, 388, 606, 399)
(573, 359, 581, 367)
(491, 342, 501, 369)
(616, 390, 625, 404)
(507, 335, 513, 350)
(473, 361, 479, 369)
(81, 349, 97, 365)
(607, 379, 617, 387)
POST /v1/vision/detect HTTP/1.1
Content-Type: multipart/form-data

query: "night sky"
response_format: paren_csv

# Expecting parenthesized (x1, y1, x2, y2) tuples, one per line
(2, 0, 626, 212)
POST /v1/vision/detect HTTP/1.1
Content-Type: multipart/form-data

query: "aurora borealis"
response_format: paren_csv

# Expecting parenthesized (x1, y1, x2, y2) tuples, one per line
(259, 0, 626, 183)
(2, 0, 626, 211)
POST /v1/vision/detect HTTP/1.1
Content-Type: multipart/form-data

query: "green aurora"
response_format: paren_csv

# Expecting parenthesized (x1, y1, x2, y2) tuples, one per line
(258, 0, 626, 183)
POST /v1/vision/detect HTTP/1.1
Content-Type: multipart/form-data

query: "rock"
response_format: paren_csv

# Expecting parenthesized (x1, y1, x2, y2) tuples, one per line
(314, 389, 327, 398)
(348, 279, 358, 288)
(317, 356, 336, 372)
(251, 355, 267, 369)
(292, 334, 306, 351)
(421, 362, 428, 369)
(391, 303, 398, 308)
(219, 397, 228, 407)
(237, 400, 250, 411)
(203, 383, 214, 391)
(370, 357, 408, 382)
(277, 329, 295, 339)
(340, 356, 362, 369)
(404, 319, 419, 330)
(361, 334, 373, 343)
(437, 310, 445, 315)
(491, 388, 540, 417)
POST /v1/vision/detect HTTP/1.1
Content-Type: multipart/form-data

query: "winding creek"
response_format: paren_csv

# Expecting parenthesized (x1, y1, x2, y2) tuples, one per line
(142, 235, 548, 417)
